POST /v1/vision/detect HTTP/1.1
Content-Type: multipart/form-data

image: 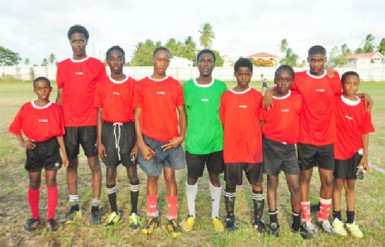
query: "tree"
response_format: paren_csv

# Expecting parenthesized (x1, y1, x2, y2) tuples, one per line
(49, 53, 56, 65)
(362, 34, 376, 53)
(212, 50, 224, 66)
(130, 39, 159, 66)
(23, 58, 30, 66)
(278, 39, 288, 54)
(341, 43, 352, 56)
(41, 58, 49, 66)
(0, 46, 22, 66)
(183, 36, 197, 62)
(199, 23, 215, 49)
(377, 38, 385, 55)
(280, 48, 299, 67)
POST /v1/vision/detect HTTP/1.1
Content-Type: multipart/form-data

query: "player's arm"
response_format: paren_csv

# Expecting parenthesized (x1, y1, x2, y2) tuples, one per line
(96, 108, 107, 162)
(15, 134, 35, 150)
(359, 134, 370, 173)
(56, 136, 69, 168)
(162, 105, 186, 151)
(262, 88, 274, 110)
(56, 88, 63, 105)
(134, 108, 156, 160)
(356, 93, 373, 111)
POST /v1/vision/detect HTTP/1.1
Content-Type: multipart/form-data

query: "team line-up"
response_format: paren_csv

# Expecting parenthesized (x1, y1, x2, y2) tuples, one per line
(9, 24, 375, 239)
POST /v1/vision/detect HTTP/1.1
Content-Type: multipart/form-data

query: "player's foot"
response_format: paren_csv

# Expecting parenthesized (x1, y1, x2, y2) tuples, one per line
(252, 218, 267, 233)
(346, 222, 363, 238)
(142, 217, 159, 235)
(167, 219, 182, 238)
(63, 209, 82, 224)
(292, 223, 315, 239)
(332, 218, 347, 236)
(129, 213, 140, 229)
(105, 211, 121, 226)
(317, 220, 334, 234)
(301, 221, 318, 238)
(45, 218, 58, 232)
(225, 215, 236, 231)
(89, 209, 101, 225)
(25, 218, 40, 232)
(267, 222, 280, 237)
(212, 217, 224, 232)
(182, 215, 196, 232)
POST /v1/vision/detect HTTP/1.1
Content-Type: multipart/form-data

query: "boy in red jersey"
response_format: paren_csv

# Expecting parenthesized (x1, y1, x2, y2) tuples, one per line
(134, 47, 186, 238)
(9, 77, 69, 232)
(220, 58, 266, 233)
(56, 25, 107, 225)
(260, 65, 305, 237)
(331, 71, 374, 238)
(95, 46, 140, 228)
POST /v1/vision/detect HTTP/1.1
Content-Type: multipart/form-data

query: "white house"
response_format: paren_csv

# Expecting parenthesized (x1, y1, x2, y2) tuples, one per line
(344, 52, 385, 67)
(169, 56, 193, 67)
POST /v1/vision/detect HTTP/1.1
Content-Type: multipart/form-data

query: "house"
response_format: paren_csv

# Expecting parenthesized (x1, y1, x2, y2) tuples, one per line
(169, 56, 193, 67)
(247, 52, 278, 67)
(344, 52, 385, 67)
(222, 55, 235, 67)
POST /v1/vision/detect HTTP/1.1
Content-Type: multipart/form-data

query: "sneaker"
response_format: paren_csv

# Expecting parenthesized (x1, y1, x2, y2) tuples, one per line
(317, 220, 334, 234)
(252, 219, 267, 233)
(129, 213, 140, 229)
(105, 212, 121, 226)
(346, 222, 363, 238)
(212, 217, 224, 232)
(167, 219, 182, 238)
(302, 221, 319, 238)
(332, 218, 348, 236)
(25, 218, 40, 232)
(225, 215, 236, 231)
(142, 217, 159, 235)
(182, 215, 196, 232)
(63, 209, 82, 224)
(89, 209, 101, 225)
(292, 223, 315, 239)
(45, 219, 58, 232)
(267, 222, 280, 237)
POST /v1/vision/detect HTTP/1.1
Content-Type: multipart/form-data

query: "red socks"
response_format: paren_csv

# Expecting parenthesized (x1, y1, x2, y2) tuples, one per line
(301, 201, 311, 222)
(147, 195, 158, 217)
(28, 187, 40, 219)
(318, 198, 331, 222)
(167, 195, 178, 220)
(47, 185, 58, 220)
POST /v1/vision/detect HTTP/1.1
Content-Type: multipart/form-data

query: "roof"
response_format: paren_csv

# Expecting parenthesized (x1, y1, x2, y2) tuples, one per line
(345, 52, 384, 59)
(247, 52, 277, 59)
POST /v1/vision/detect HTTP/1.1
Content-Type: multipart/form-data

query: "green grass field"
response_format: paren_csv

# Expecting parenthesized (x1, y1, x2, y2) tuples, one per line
(0, 81, 384, 246)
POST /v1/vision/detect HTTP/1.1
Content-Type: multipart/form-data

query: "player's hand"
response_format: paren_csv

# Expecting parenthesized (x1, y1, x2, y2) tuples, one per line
(162, 136, 184, 152)
(97, 143, 107, 162)
(23, 140, 36, 150)
(262, 89, 274, 110)
(62, 157, 69, 168)
(358, 156, 369, 174)
(130, 143, 139, 163)
(362, 93, 373, 112)
(326, 66, 335, 78)
(140, 144, 156, 160)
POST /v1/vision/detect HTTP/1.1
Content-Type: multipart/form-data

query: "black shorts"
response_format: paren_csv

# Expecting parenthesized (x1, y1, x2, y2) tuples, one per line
(25, 138, 62, 172)
(263, 137, 299, 175)
(185, 151, 224, 179)
(334, 152, 362, 179)
(224, 163, 263, 185)
(64, 126, 97, 160)
(297, 143, 334, 171)
(102, 121, 136, 168)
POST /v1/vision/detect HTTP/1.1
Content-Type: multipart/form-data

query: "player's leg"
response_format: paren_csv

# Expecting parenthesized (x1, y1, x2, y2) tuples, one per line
(26, 170, 41, 231)
(127, 165, 140, 229)
(223, 163, 240, 231)
(164, 165, 182, 237)
(344, 179, 362, 237)
(267, 174, 279, 235)
(332, 177, 347, 236)
(45, 169, 58, 231)
(285, 173, 301, 231)
(105, 166, 120, 226)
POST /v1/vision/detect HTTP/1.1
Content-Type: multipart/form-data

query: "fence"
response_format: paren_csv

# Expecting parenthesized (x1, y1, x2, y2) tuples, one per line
(2, 65, 385, 82)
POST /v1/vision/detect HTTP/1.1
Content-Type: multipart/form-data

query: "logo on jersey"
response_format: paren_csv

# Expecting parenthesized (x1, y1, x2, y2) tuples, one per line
(315, 89, 326, 92)
(156, 92, 166, 95)
(281, 109, 289, 112)
(344, 115, 353, 120)
(238, 105, 248, 108)
(113, 92, 120, 95)
(75, 72, 83, 75)
(201, 98, 209, 102)
(38, 119, 48, 122)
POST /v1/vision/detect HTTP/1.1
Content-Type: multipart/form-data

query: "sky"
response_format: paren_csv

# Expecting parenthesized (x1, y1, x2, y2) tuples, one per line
(1, 0, 385, 65)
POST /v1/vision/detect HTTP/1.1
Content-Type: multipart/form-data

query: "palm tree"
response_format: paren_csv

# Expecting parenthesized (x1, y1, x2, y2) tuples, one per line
(377, 38, 385, 55)
(49, 53, 56, 65)
(199, 23, 215, 49)
(341, 44, 352, 56)
(280, 48, 298, 67)
(362, 34, 376, 53)
(278, 39, 288, 54)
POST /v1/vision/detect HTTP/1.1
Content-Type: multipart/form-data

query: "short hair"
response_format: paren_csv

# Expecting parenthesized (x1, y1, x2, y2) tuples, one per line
(67, 25, 89, 40)
(197, 49, 216, 62)
(106, 45, 125, 62)
(275, 65, 295, 80)
(234, 58, 253, 74)
(153, 47, 171, 57)
(308, 45, 326, 56)
(341, 71, 360, 84)
(33, 76, 50, 87)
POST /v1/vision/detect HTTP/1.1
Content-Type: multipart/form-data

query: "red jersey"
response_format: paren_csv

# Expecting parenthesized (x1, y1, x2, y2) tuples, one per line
(260, 90, 303, 144)
(57, 57, 107, 127)
(334, 95, 375, 160)
(220, 87, 263, 164)
(133, 75, 184, 142)
(94, 76, 137, 123)
(292, 70, 341, 146)
(9, 101, 65, 142)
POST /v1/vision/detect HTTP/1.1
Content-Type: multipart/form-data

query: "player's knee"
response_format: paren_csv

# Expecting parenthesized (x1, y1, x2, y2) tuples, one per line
(29, 179, 40, 189)
(46, 178, 57, 187)
(187, 177, 198, 185)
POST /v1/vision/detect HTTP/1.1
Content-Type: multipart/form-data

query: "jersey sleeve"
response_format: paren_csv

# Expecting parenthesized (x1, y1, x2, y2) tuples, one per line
(219, 93, 226, 124)
(133, 81, 143, 109)
(176, 82, 184, 106)
(94, 81, 104, 108)
(361, 107, 375, 134)
(8, 106, 23, 135)
(55, 105, 66, 136)
(56, 63, 65, 89)
(97, 62, 107, 82)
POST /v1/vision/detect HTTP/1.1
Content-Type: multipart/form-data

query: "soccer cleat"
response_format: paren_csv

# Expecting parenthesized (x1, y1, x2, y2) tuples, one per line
(332, 218, 348, 236)
(25, 218, 40, 232)
(252, 219, 268, 233)
(292, 223, 315, 239)
(45, 219, 58, 232)
(129, 213, 140, 229)
(317, 220, 335, 234)
(225, 215, 236, 231)
(212, 217, 224, 232)
(167, 219, 182, 238)
(89, 209, 101, 225)
(63, 209, 82, 224)
(182, 215, 196, 232)
(267, 222, 280, 237)
(301, 221, 319, 238)
(346, 222, 363, 238)
(142, 217, 159, 235)
(105, 212, 121, 226)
